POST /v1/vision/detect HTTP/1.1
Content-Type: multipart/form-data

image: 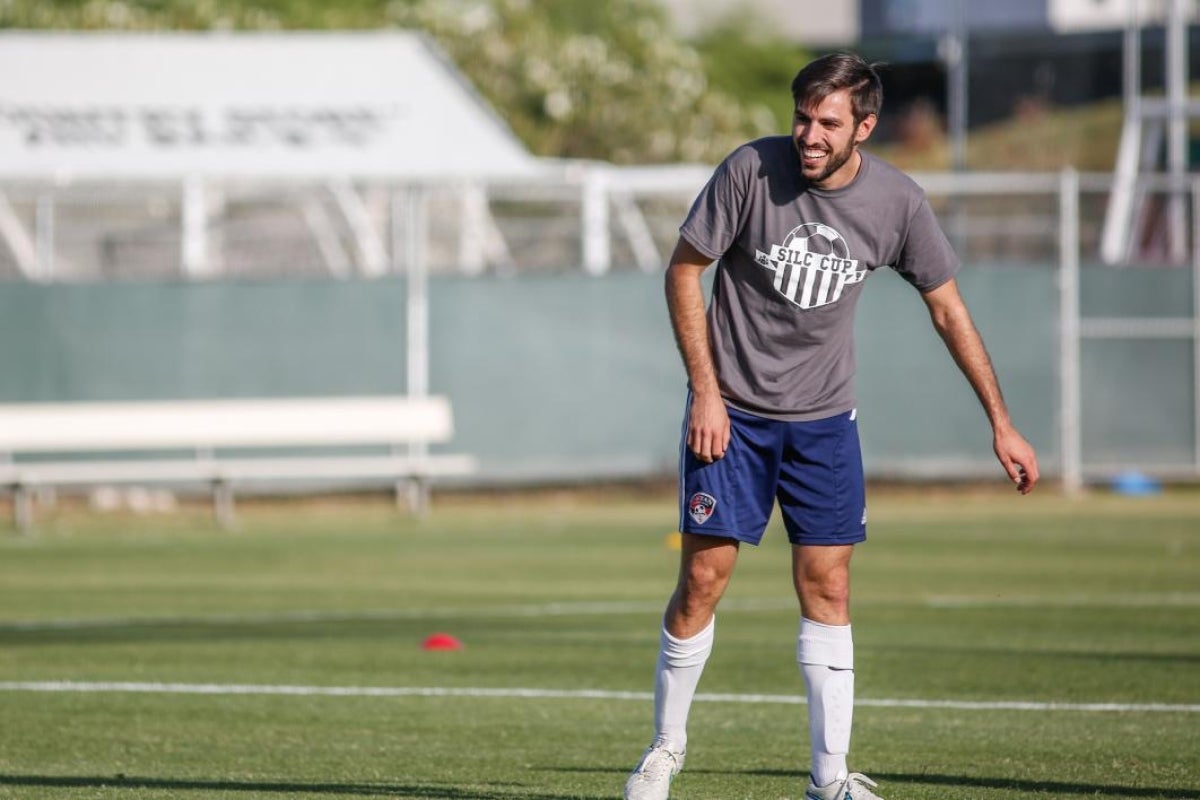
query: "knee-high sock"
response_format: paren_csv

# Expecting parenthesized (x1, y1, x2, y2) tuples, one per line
(652, 616, 715, 752)
(797, 617, 855, 787)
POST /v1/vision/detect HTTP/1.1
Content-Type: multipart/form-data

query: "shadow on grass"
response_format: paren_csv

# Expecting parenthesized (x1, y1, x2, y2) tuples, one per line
(726, 768, 1200, 799)
(874, 642, 1200, 667)
(6, 620, 1199, 670)
(544, 766, 1200, 799)
(0, 614, 649, 650)
(870, 771, 1200, 799)
(0, 773, 599, 799)
(0, 618, 450, 648)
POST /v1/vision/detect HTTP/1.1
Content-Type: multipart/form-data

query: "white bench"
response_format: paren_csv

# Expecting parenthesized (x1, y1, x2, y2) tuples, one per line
(0, 395, 477, 531)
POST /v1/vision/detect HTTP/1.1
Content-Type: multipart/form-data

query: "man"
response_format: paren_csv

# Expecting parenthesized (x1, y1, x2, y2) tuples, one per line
(623, 52, 1039, 800)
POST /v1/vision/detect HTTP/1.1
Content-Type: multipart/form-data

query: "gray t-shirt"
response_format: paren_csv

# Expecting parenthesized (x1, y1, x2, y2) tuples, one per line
(679, 136, 960, 421)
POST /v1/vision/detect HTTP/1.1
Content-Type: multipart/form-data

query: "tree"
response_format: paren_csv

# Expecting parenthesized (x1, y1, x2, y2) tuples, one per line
(389, 0, 777, 164)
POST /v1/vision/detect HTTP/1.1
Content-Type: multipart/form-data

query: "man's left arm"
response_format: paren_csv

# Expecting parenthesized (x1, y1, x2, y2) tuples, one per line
(921, 278, 1040, 494)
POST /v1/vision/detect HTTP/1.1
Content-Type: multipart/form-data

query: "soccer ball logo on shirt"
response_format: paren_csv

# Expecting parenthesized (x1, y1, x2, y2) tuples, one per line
(754, 222, 867, 310)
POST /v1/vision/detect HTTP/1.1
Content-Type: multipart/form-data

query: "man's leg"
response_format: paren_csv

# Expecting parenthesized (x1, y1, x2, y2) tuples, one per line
(624, 533, 739, 800)
(794, 544, 856, 789)
(657, 533, 739, 747)
(626, 400, 778, 800)
(774, 409, 876, 796)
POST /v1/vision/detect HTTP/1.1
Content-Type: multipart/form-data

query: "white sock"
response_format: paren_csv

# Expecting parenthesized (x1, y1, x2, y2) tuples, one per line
(797, 618, 855, 787)
(652, 616, 715, 753)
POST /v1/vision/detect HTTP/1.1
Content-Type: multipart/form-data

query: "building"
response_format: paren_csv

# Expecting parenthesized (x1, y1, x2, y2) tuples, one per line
(659, 0, 1197, 133)
(661, 0, 1194, 41)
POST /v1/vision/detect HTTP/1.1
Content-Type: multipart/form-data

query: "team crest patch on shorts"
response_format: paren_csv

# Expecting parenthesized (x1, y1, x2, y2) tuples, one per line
(688, 492, 717, 525)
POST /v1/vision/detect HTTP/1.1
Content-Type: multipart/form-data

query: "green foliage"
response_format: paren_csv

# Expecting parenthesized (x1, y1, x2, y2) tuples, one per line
(389, 0, 776, 163)
(692, 15, 813, 134)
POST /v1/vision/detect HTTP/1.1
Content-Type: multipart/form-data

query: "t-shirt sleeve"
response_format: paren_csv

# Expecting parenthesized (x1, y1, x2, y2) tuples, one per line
(679, 150, 749, 261)
(893, 193, 961, 293)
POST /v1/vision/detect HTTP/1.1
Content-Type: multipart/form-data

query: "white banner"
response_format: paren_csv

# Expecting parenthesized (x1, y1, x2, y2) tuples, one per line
(0, 31, 541, 180)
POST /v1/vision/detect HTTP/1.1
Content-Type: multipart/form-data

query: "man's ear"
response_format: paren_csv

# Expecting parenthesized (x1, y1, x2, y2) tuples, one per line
(854, 113, 877, 145)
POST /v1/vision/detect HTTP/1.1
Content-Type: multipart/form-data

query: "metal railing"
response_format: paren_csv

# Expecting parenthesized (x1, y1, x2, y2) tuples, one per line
(1, 167, 1197, 489)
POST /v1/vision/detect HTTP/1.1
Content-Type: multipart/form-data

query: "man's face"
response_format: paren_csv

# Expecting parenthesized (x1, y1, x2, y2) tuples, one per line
(792, 88, 876, 190)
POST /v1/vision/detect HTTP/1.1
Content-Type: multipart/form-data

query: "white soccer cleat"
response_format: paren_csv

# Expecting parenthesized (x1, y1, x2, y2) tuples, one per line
(804, 771, 885, 800)
(623, 742, 685, 800)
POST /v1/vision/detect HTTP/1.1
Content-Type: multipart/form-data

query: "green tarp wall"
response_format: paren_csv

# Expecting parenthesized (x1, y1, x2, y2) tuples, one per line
(1, 264, 1194, 483)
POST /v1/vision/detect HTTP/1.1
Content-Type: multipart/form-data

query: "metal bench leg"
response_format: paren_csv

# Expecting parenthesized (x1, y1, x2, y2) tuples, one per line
(213, 480, 236, 530)
(405, 477, 430, 517)
(13, 485, 33, 534)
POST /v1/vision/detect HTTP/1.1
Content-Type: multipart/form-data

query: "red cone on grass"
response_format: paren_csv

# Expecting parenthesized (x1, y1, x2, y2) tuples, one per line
(421, 632, 463, 651)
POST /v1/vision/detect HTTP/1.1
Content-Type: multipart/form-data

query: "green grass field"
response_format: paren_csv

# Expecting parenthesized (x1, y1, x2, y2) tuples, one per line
(0, 487, 1197, 800)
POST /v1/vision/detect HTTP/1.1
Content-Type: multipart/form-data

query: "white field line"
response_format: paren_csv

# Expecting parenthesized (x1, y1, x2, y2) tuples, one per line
(5, 591, 1199, 632)
(0, 681, 1197, 714)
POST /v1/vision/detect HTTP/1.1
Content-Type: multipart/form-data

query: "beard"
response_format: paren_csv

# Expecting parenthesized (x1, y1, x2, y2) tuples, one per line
(794, 137, 857, 186)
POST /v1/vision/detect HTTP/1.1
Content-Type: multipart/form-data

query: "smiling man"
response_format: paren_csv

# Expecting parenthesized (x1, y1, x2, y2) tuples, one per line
(622, 53, 1040, 800)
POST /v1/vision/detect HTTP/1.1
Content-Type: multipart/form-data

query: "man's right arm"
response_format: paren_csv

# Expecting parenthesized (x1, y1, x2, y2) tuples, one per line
(665, 236, 729, 463)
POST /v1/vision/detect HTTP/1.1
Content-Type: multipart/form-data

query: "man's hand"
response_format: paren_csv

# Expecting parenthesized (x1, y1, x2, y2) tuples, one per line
(994, 425, 1039, 494)
(665, 237, 728, 464)
(923, 280, 1040, 496)
(687, 391, 730, 464)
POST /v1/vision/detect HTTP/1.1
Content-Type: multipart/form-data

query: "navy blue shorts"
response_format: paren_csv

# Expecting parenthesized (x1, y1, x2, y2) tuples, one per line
(678, 400, 866, 546)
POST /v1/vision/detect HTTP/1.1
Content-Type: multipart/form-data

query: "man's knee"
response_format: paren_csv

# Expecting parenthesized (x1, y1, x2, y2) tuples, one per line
(684, 555, 730, 590)
(801, 569, 850, 606)
(667, 539, 737, 632)
(794, 545, 854, 622)
(673, 560, 726, 617)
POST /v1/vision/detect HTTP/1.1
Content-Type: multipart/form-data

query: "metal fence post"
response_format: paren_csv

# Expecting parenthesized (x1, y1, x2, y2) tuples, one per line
(1192, 178, 1200, 473)
(582, 167, 610, 276)
(181, 175, 208, 278)
(35, 191, 54, 282)
(1059, 168, 1083, 493)
(405, 184, 431, 512)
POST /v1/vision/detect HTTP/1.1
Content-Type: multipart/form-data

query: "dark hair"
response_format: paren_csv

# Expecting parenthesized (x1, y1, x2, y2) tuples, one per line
(790, 52, 884, 124)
